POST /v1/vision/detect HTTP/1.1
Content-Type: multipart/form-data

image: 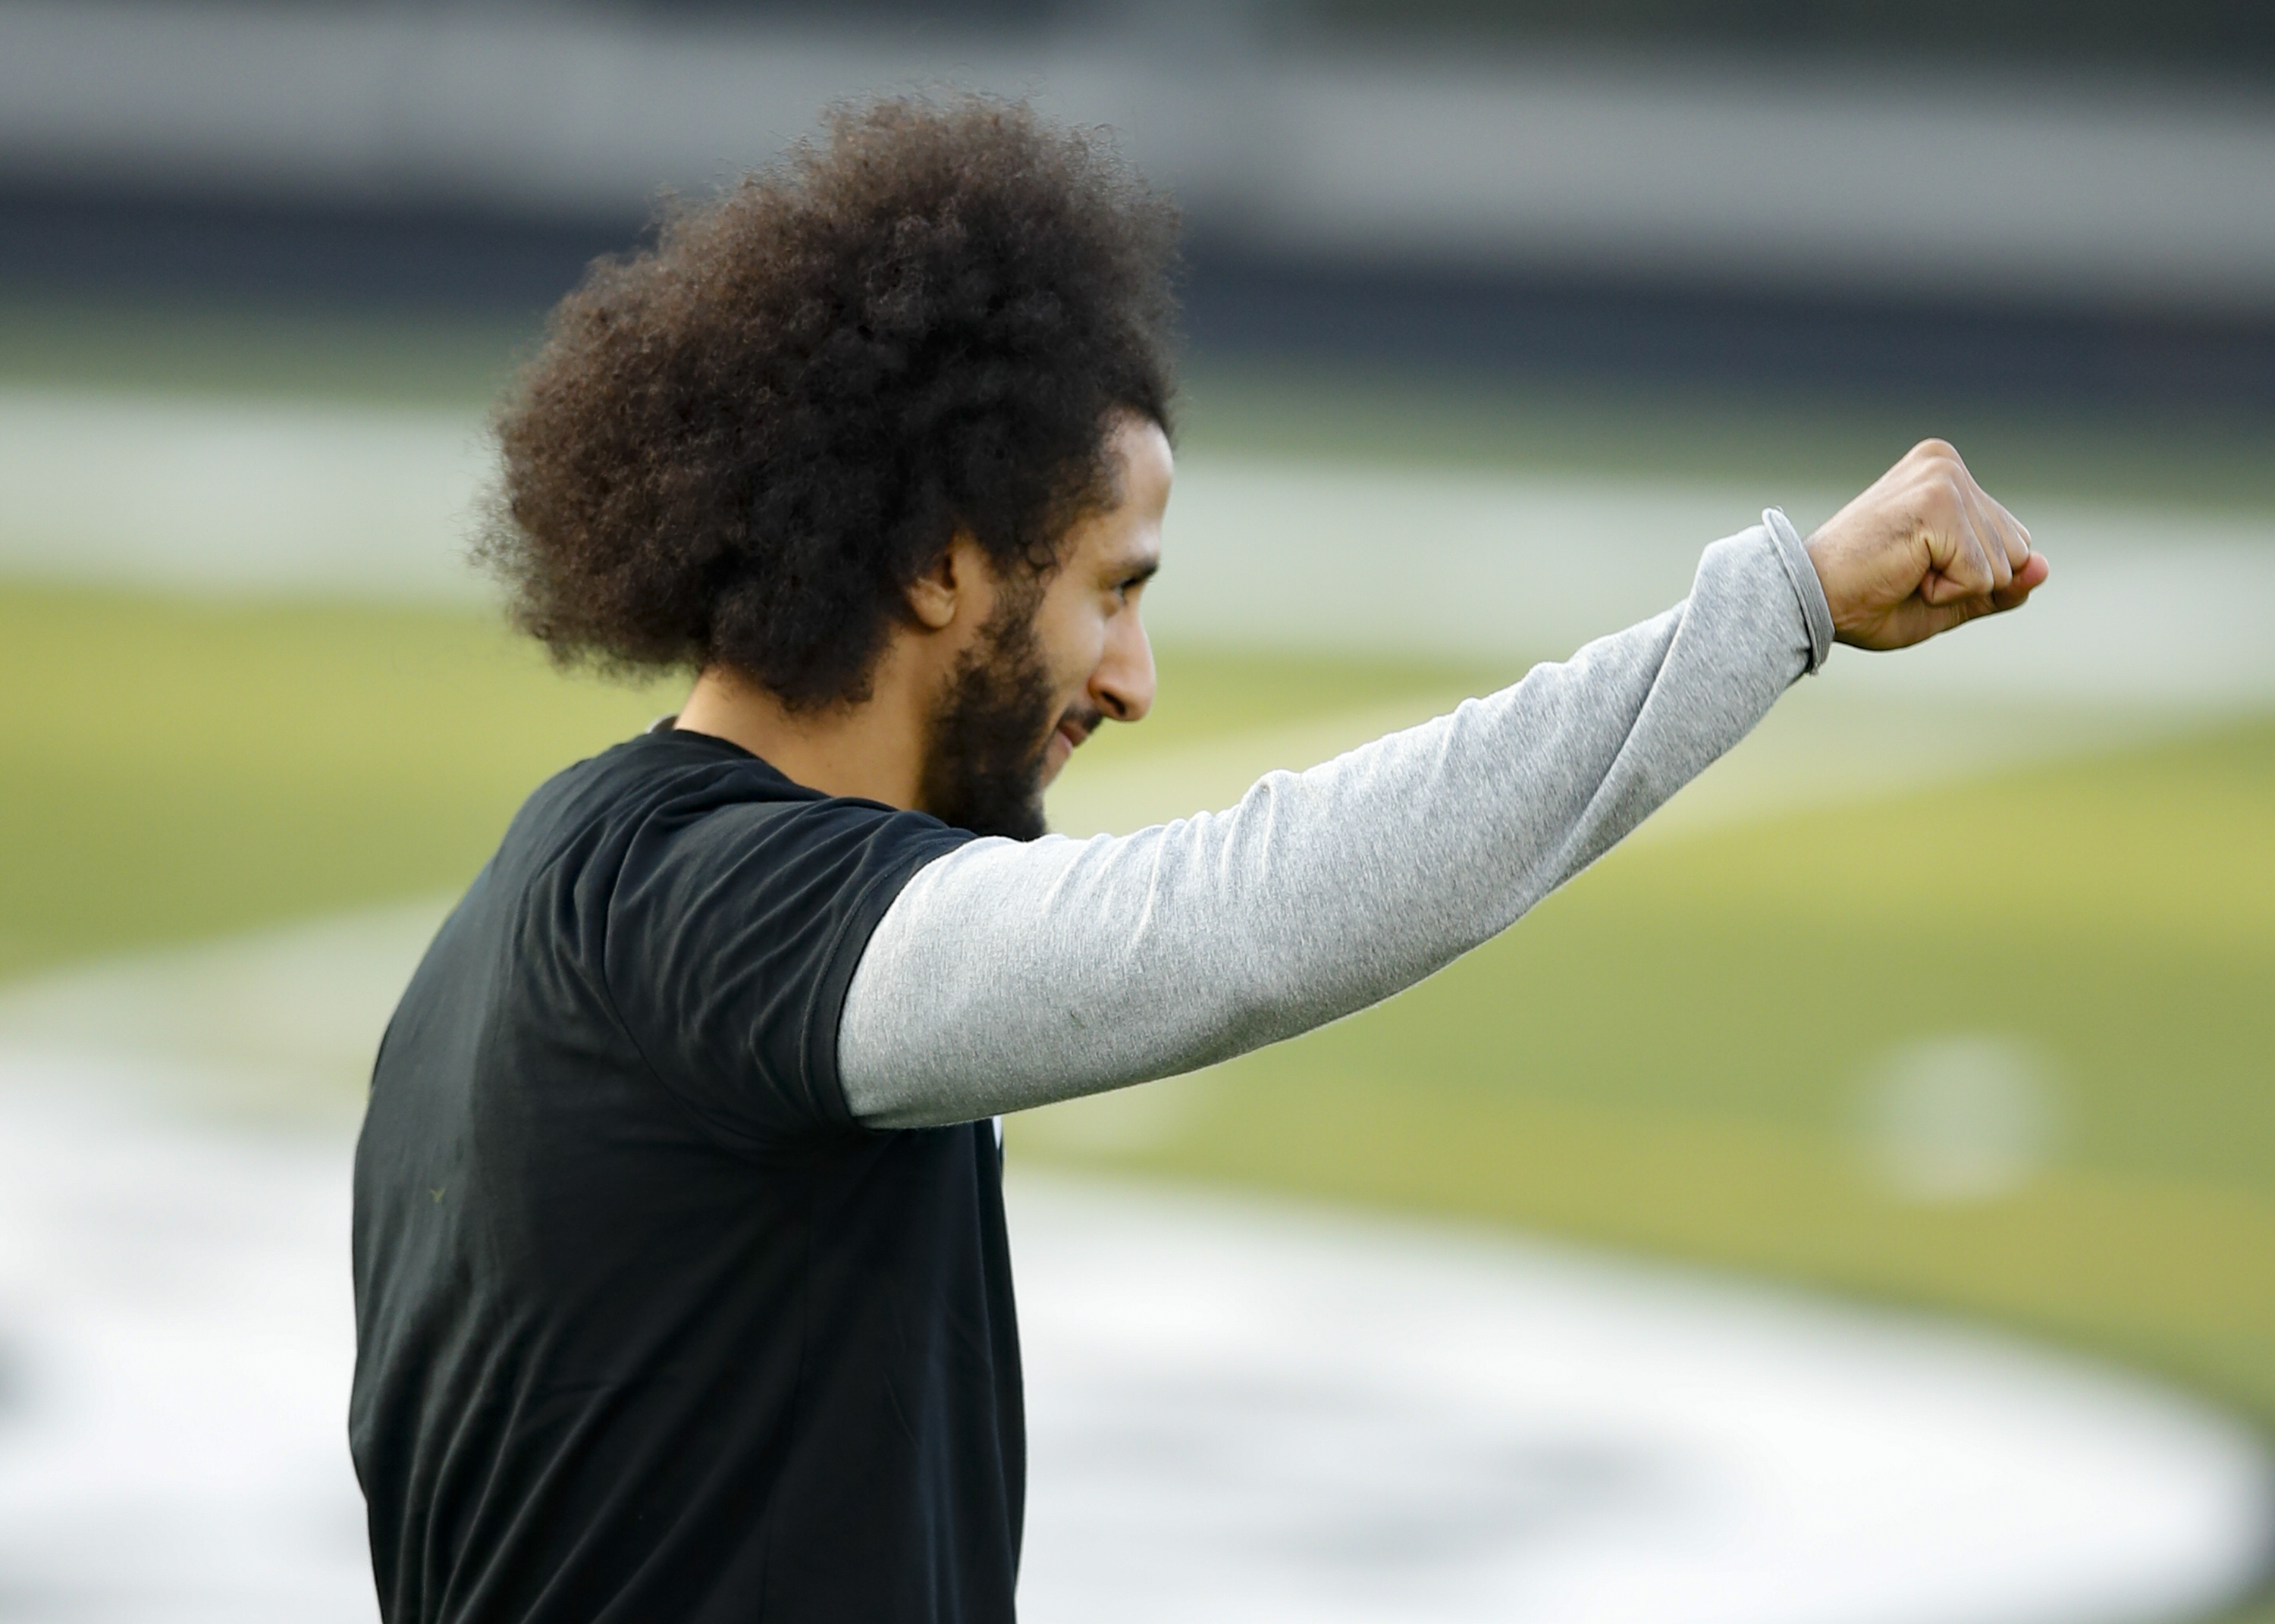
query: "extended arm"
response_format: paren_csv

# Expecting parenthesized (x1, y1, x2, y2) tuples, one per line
(838, 512, 1832, 1128)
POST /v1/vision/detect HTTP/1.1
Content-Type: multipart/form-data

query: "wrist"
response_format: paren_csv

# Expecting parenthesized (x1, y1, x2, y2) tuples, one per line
(1763, 508, 1835, 673)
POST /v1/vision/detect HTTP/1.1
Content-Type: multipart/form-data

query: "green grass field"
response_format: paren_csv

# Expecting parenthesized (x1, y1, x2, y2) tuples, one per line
(5, 293, 2273, 1618)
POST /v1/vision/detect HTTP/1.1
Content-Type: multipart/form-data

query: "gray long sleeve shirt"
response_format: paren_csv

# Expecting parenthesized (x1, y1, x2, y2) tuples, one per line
(839, 509, 1835, 1130)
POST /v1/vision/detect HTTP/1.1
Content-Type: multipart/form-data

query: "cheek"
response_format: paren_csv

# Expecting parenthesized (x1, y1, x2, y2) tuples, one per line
(1034, 603, 1110, 707)
(1065, 629, 1111, 701)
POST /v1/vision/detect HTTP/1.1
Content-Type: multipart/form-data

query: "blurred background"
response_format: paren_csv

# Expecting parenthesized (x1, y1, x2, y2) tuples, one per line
(1, 2, 2272, 1621)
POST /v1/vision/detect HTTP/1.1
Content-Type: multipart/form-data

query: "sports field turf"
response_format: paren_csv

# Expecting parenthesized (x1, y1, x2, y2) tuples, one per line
(4, 295, 2272, 1618)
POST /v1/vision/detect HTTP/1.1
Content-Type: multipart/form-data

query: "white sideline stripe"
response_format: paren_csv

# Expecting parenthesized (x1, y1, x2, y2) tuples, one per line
(4, 385, 2273, 705)
(0, 913, 2269, 1622)
(1154, 459, 2275, 708)
(0, 896, 456, 1127)
(0, 388, 497, 604)
(1045, 684, 2200, 844)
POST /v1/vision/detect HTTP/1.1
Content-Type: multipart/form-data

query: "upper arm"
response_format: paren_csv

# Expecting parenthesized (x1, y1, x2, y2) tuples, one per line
(601, 798, 967, 1148)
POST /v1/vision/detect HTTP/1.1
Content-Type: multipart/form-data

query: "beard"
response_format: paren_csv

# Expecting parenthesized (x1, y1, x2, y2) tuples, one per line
(916, 596, 1065, 842)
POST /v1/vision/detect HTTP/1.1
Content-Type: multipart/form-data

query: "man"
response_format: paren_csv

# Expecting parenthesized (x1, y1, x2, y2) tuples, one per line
(350, 98, 2046, 1622)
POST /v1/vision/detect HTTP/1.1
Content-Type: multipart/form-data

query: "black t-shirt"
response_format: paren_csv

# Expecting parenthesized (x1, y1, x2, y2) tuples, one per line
(349, 729, 1018, 1623)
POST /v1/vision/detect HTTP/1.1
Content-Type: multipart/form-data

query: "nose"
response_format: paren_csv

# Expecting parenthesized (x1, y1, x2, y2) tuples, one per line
(1089, 605, 1155, 724)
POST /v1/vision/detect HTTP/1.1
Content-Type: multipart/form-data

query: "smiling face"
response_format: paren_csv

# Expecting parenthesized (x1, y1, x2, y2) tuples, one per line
(915, 414, 1169, 839)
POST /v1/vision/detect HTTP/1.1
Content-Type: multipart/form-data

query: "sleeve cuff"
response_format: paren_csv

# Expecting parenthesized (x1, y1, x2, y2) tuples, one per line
(1763, 507, 1834, 675)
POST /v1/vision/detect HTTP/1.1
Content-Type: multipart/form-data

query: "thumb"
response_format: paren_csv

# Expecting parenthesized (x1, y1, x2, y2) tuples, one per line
(1916, 593, 2001, 638)
(1983, 550, 2051, 614)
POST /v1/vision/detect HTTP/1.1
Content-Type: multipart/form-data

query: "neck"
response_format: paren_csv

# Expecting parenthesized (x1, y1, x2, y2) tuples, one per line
(673, 652, 934, 810)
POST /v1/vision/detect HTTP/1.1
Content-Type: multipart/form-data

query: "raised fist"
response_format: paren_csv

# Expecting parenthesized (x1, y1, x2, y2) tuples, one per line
(1806, 440, 2050, 651)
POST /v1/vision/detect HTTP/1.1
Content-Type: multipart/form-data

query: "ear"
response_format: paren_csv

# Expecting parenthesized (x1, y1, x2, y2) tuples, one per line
(905, 532, 980, 631)
(904, 552, 958, 629)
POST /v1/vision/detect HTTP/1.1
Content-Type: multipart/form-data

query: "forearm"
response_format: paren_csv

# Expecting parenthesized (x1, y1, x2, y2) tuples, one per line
(839, 513, 1832, 1129)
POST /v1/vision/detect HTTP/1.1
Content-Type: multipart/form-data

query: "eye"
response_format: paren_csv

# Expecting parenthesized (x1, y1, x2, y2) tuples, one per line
(1106, 560, 1156, 607)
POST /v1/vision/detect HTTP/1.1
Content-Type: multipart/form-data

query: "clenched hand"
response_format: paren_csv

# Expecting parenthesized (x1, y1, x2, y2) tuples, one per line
(1806, 440, 2049, 651)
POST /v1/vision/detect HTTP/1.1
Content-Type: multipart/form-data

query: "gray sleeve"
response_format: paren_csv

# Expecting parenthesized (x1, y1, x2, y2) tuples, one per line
(839, 513, 1832, 1130)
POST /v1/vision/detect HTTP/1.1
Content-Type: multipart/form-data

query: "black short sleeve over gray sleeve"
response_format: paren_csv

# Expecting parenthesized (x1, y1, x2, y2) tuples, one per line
(598, 750, 968, 1143)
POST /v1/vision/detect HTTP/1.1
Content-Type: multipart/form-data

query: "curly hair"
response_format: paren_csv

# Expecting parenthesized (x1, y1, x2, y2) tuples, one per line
(480, 96, 1180, 708)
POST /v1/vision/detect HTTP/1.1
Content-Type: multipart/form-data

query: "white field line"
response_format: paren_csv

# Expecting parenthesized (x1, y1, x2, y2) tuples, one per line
(0, 896, 454, 1128)
(0, 387, 496, 602)
(1153, 456, 2275, 708)
(1044, 682, 2206, 845)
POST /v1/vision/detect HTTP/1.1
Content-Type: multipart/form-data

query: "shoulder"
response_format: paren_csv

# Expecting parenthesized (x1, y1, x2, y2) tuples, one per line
(541, 731, 968, 905)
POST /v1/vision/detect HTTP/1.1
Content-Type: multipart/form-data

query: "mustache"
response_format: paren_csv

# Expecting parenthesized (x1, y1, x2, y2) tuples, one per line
(1056, 704, 1105, 746)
